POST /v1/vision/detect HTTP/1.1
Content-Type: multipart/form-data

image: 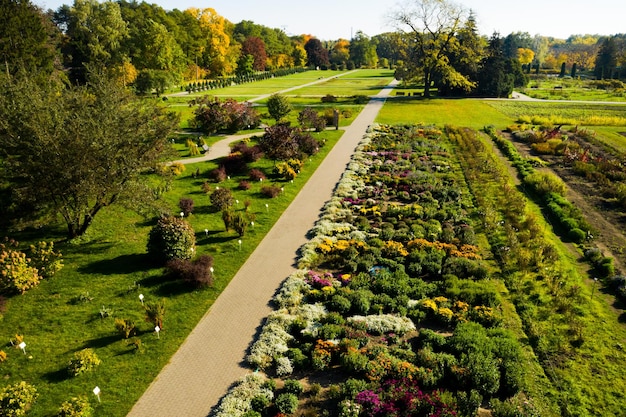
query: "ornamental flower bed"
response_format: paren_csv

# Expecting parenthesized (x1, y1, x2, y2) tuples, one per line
(218, 125, 540, 416)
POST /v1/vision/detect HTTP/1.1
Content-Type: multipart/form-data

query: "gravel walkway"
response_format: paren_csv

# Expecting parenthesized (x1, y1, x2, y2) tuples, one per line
(127, 79, 398, 417)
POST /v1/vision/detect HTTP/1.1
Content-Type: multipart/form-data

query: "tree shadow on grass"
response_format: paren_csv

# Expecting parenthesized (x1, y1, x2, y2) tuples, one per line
(42, 368, 70, 383)
(78, 253, 153, 275)
(153, 280, 195, 297)
(81, 334, 121, 350)
(137, 273, 195, 297)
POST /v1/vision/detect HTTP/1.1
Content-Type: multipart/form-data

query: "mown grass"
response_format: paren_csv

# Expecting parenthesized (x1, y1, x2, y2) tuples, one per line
(0, 125, 342, 416)
(376, 98, 514, 129)
(290, 69, 394, 96)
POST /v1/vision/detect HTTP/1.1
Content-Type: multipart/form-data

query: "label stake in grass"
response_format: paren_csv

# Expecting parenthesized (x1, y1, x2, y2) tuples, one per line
(139, 294, 144, 305)
(238, 239, 242, 251)
(93, 386, 101, 402)
(18, 341, 26, 355)
(155, 326, 160, 339)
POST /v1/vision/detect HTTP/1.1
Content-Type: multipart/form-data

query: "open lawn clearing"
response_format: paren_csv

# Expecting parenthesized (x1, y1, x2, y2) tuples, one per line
(290, 69, 394, 96)
(0, 128, 342, 417)
(178, 70, 343, 99)
(377, 98, 514, 129)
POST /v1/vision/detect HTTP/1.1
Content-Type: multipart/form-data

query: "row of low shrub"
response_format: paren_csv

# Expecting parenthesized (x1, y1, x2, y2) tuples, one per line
(485, 125, 592, 243)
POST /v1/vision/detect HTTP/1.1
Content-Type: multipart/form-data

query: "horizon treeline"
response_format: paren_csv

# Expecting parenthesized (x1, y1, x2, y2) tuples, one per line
(1, 0, 625, 93)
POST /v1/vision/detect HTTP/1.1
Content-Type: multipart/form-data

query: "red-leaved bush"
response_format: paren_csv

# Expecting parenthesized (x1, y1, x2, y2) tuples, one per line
(166, 255, 214, 288)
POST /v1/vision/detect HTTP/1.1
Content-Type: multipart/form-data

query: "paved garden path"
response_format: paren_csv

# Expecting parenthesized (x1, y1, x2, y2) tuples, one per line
(127, 78, 398, 417)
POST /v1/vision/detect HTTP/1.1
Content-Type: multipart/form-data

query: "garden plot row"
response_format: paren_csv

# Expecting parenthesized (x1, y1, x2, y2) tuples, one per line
(214, 125, 551, 417)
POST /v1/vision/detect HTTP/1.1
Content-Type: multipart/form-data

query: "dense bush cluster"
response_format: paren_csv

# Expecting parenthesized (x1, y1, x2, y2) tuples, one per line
(166, 254, 215, 288)
(0, 239, 63, 295)
(190, 96, 260, 134)
(0, 381, 38, 417)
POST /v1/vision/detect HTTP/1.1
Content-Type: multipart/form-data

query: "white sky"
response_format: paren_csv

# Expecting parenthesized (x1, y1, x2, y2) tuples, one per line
(35, 0, 625, 40)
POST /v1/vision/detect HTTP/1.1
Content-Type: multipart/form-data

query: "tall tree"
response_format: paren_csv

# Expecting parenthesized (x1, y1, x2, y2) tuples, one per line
(330, 39, 350, 67)
(502, 32, 533, 59)
(349, 31, 378, 68)
(594, 37, 618, 79)
(391, 0, 472, 97)
(304, 38, 329, 68)
(240, 36, 267, 71)
(437, 10, 483, 96)
(0, 70, 179, 238)
(476, 33, 513, 98)
(0, 0, 60, 75)
(184, 7, 235, 76)
(374, 32, 408, 67)
(62, 0, 129, 82)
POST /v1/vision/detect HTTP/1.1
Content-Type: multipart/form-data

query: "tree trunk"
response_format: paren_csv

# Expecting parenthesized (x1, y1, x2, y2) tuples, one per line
(423, 71, 432, 98)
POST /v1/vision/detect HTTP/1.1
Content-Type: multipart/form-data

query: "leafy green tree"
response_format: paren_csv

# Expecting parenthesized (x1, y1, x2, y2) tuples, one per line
(349, 31, 378, 68)
(374, 32, 407, 68)
(476, 33, 514, 98)
(0, 0, 60, 75)
(329, 39, 350, 67)
(437, 10, 483, 96)
(134, 69, 177, 95)
(594, 36, 618, 79)
(61, 0, 129, 82)
(266, 93, 292, 122)
(0, 70, 179, 238)
(502, 32, 533, 59)
(392, 0, 473, 97)
(236, 54, 255, 76)
(291, 44, 307, 67)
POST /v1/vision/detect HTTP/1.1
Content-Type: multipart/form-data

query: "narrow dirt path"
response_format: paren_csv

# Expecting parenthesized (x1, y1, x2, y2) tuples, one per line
(127, 79, 399, 417)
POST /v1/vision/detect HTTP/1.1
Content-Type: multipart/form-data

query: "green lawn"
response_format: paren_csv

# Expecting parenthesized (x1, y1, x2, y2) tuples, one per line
(0, 128, 343, 417)
(377, 98, 514, 129)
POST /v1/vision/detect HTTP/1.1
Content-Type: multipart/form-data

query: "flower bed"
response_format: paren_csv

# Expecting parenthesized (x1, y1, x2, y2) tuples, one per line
(216, 124, 543, 416)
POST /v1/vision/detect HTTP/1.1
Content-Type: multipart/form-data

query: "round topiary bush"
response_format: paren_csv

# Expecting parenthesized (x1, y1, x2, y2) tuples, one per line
(147, 216, 196, 263)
